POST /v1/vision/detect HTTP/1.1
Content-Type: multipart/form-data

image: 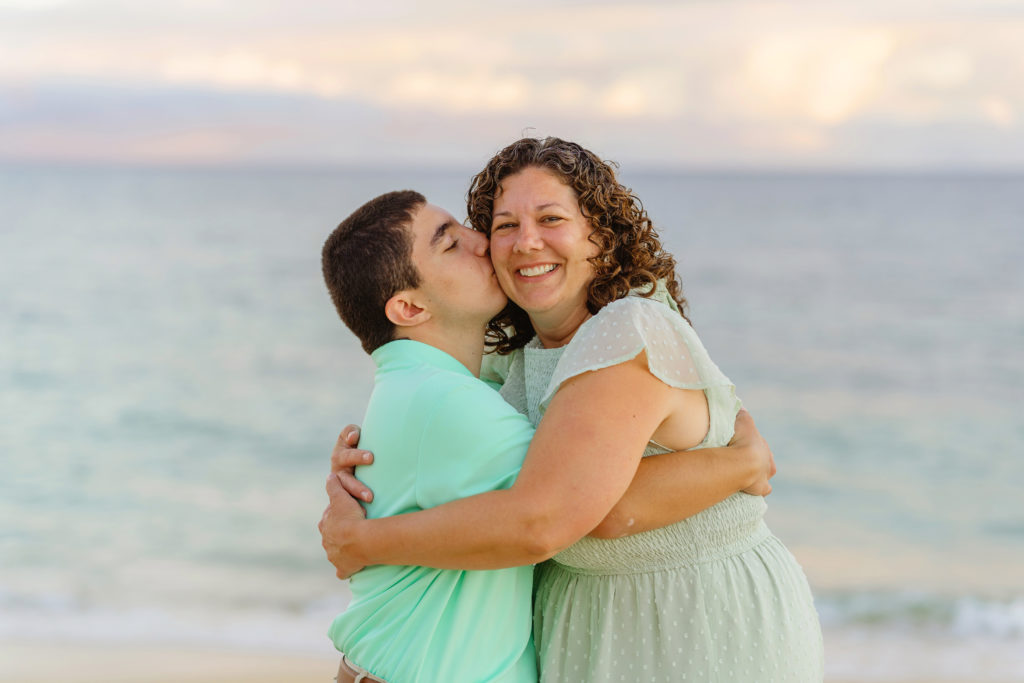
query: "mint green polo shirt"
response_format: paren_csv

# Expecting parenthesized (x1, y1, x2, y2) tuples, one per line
(328, 340, 537, 683)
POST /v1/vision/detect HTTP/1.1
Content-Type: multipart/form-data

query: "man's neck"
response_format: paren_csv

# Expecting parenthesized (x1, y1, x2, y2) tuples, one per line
(400, 324, 488, 377)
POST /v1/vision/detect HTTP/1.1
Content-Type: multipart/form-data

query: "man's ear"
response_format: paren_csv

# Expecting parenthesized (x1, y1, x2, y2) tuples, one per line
(385, 291, 430, 328)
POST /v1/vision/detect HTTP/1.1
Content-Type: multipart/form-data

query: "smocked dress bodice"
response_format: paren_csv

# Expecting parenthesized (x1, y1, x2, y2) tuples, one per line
(499, 327, 768, 574)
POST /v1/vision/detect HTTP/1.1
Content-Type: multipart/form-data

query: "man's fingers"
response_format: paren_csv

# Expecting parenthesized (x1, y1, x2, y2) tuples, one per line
(747, 479, 772, 497)
(730, 409, 754, 444)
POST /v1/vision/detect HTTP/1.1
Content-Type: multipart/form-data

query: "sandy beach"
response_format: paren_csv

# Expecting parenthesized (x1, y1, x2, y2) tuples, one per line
(1, 640, 1010, 683)
(0, 642, 339, 683)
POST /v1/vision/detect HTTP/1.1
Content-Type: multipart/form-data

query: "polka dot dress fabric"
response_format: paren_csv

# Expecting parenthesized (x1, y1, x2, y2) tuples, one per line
(497, 295, 824, 682)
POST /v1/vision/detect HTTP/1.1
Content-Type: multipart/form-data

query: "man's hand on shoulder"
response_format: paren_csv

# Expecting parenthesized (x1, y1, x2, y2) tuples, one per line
(319, 472, 369, 580)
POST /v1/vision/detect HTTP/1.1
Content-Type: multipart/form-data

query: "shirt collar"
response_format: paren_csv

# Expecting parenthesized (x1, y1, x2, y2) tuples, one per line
(371, 339, 475, 378)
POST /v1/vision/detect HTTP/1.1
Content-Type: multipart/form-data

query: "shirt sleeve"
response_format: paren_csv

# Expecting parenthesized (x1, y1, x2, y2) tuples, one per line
(414, 380, 535, 510)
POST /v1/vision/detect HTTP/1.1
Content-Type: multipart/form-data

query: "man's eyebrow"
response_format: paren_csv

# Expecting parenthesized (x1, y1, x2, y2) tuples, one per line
(429, 219, 454, 248)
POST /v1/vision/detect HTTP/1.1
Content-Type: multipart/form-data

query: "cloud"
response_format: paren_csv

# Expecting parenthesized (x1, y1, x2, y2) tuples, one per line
(729, 28, 896, 125)
(0, 0, 1022, 167)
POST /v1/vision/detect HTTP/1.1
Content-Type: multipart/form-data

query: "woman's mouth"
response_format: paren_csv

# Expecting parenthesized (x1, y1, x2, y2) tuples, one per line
(517, 264, 558, 278)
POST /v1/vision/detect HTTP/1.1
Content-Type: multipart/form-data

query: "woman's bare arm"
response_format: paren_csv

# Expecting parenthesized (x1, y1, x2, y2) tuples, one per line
(588, 409, 774, 538)
(328, 409, 774, 543)
(320, 351, 764, 577)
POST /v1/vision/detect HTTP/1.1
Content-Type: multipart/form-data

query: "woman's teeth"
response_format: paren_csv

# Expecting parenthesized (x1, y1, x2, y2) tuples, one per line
(518, 264, 557, 277)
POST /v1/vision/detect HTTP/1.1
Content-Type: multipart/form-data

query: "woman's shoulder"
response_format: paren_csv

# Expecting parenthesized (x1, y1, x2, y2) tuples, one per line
(551, 295, 699, 390)
(546, 292, 730, 404)
(583, 293, 692, 339)
(600, 292, 663, 314)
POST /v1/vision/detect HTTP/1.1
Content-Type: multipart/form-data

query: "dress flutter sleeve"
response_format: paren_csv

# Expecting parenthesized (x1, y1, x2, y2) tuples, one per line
(539, 296, 738, 414)
(479, 349, 514, 390)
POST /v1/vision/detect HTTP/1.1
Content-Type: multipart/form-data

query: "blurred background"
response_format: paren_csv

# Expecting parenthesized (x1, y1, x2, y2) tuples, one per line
(2, 1, 1022, 681)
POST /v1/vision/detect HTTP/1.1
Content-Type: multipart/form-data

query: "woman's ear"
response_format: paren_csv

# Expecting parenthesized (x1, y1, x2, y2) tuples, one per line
(385, 291, 430, 328)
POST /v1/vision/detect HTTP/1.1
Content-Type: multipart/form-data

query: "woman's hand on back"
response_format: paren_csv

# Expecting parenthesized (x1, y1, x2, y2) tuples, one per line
(331, 425, 375, 503)
(319, 425, 375, 580)
(320, 472, 369, 580)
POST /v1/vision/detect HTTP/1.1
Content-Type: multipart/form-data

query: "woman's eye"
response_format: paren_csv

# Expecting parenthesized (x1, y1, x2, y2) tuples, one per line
(542, 216, 563, 224)
(445, 239, 459, 252)
(493, 222, 515, 231)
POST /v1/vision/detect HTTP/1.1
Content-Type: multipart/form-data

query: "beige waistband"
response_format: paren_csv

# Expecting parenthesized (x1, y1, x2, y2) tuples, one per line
(336, 655, 388, 683)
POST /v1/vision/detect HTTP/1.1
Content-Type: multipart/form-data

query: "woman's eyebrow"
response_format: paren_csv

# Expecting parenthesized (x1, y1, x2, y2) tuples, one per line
(493, 202, 564, 220)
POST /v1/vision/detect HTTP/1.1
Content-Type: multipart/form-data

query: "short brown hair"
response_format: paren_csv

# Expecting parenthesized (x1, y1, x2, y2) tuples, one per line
(322, 190, 425, 354)
(466, 137, 688, 354)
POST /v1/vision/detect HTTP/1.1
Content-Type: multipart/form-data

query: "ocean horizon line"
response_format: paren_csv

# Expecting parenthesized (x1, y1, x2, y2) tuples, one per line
(2, 158, 1023, 179)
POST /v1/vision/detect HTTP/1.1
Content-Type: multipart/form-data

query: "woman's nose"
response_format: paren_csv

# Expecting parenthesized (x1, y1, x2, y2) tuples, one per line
(514, 220, 543, 253)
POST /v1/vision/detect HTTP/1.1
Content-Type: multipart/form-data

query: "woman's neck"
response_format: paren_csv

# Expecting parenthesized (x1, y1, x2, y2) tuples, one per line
(531, 304, 592, 349)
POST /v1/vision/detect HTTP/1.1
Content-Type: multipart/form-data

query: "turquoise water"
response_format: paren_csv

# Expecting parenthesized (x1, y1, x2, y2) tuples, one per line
(2, 165, 1022, 679)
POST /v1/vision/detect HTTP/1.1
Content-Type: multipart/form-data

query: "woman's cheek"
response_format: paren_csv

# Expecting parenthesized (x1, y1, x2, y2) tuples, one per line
(488, 236, 510, 269)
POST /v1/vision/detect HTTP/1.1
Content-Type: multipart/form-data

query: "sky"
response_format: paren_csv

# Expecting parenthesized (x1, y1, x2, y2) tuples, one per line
(1, 0, 1022, 169)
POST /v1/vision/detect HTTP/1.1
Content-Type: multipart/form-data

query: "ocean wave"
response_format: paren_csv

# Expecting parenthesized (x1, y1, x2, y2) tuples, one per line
(817, 590, 1024, 639)
(3, 588, 1024, 679)
(0, 593, 347, 655)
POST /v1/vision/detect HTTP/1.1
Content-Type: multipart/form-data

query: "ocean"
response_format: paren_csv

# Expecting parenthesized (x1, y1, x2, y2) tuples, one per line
(2, 164, 1022, 680)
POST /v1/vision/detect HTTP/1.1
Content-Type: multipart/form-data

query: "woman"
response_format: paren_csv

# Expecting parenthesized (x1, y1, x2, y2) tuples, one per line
(325, 138, 823, 681)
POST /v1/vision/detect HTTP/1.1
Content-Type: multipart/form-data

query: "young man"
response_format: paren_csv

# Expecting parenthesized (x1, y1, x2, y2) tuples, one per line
(320, 190, 538, 683)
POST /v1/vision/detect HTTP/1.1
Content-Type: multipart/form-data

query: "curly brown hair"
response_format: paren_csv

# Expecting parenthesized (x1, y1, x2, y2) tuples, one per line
(466, 137, 689, 354)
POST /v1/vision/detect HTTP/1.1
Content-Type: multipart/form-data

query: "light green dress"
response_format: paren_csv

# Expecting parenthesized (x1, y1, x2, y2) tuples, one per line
(493, 294, 823, 682)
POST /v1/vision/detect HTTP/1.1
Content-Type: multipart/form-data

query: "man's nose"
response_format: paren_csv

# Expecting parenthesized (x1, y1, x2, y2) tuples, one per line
(463, 226, 490, 256)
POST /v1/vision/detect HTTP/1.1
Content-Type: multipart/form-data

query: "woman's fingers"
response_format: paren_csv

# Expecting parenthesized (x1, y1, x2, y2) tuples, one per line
(326, 473, 363, 509)
(342, 424, 361, 447)
(330, 425, 375, 501)
(320, 475, 368, 580)
(332, 426, 369, 468)
(338, 469, 374, 502)
(330, 443, 374, 472)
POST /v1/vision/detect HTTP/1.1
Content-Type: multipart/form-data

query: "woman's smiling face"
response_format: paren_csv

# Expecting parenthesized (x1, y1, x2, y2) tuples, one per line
(489, 166, 599, 336)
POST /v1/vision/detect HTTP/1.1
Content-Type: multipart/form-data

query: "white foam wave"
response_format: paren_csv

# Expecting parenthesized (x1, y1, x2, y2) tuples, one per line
(5, 588, 1024, 679)
(0, 597, 348, 656)
(818, 591, 1024, 639)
